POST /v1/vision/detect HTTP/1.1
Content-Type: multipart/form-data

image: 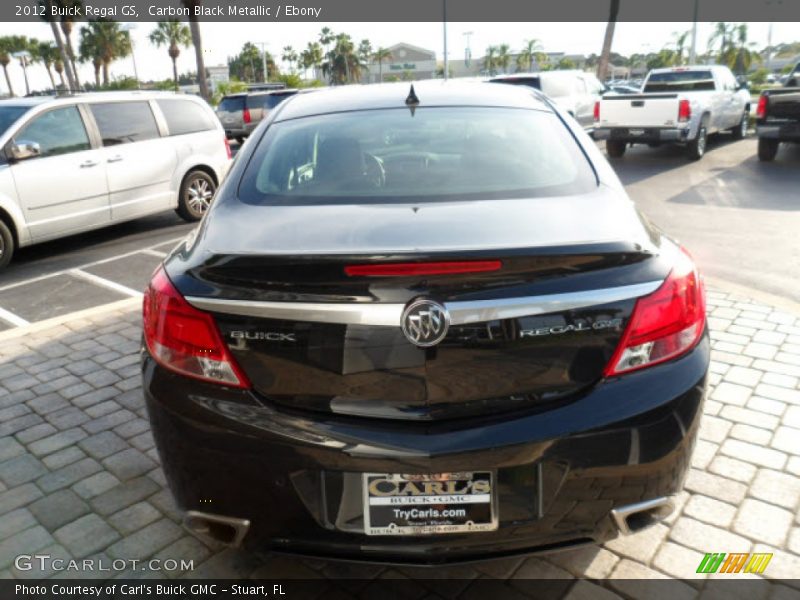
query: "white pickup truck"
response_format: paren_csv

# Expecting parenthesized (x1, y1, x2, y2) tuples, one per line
(593, 66, 751, 160)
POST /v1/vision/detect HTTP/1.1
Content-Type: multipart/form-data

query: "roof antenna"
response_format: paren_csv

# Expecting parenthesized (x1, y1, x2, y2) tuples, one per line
(405, 84, 419, 116)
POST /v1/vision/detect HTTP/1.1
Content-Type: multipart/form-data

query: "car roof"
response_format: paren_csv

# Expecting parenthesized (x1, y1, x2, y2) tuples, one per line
(0, 90, 203, 109)
(491, 71, 583, 80)
(273, 80, 550, 122)
(648, 66, 720, 74)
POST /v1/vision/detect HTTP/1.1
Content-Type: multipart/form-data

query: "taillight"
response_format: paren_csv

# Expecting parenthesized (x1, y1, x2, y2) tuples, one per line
(756, 94, 768, 120)
(344, 260, 502, 277)
(143, 267, 250, 388)
(242, 107, 251, 124)
(678, 99, 691, 122)
(603, 247, 706, 377)
(593, 101, 600, 122)
(224, 136, 232, 159)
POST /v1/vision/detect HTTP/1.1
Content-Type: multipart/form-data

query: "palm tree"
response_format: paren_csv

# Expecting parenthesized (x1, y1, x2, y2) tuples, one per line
(36, 41, 59, 89)
(53, 55, 66, 88)
(517, 39, 544, 72)
(672, 30, 691, 66)
(300, 41, 323, 80)
(483, 45, 497, 75)
(319, 27, 334, 55)
(281, 45, 298, 73)
(78, 26, 102, 87)
(322, 33, 360, 85)
(372, 47, 392, 82)
(79, 20, 130, 86)
(496, 44, 511, 74)
(149, 20, 192, 91)
(708, 22, 735, 59)
(39, 0, 78, 91)
(358, 39, 372, 80)
(0, 36, 28, 97)
(597, 0, 620, 82)
(181, 0, 209, 100)
(55, 0, 82, 87)
(728, 24, 758, 75)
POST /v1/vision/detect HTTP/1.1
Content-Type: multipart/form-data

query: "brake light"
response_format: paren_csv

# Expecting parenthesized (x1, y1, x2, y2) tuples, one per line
(756, 94, 768, 119)
(143, 267, 250, 388)
(603, 247, 706, 376)
(678, 99, 691, 122)
(242, 107, 251, 124)
(593, 101, 600, 122)
(345, 260, 502, 277)
(224, 136, 232, 159)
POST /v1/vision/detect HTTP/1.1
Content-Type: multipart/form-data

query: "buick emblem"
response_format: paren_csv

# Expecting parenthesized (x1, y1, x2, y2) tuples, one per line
(401, 299, 450, 347)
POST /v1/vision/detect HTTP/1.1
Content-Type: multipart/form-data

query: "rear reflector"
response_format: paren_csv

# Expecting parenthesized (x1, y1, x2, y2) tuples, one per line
(603, 247, 705, 376)
(678, 99, 691, 122)
(756, 94, 768, 120)
(143, 267, 250, 388)
(345, 260, 502, 277)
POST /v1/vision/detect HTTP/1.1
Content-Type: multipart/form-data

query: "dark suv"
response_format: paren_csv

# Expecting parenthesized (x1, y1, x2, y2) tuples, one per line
(216, 89, 298, 142)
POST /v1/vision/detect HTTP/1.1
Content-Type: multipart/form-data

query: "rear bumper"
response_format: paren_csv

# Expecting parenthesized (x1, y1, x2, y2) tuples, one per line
(142, 333, 709, 564)
(757, 122, 800, 141)
(593, 127, 692, 143)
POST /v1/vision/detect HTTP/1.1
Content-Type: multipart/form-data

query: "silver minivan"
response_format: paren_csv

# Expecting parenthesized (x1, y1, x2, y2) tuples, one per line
(490, 71, 606, 130)
(216, 89, 300, 142)
(0, 91, 231, 269)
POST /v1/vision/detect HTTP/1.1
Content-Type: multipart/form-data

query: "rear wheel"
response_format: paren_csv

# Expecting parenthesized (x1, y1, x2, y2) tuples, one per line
(176, 170, 217, 222)
(731, 112, 748, 140)
(606, 140, 627, 158)
(758, 138, 779, 162)
(686, 125, 707, 161)
(0, 219, 14, 270)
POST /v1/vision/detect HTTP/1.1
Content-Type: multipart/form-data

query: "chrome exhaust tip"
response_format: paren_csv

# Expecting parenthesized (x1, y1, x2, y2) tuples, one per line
(183, 510, 251, 547)
(610, 496, 674, 535)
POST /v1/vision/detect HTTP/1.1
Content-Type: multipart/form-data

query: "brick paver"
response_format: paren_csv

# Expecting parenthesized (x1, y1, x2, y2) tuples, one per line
(0, 288, 798, 594)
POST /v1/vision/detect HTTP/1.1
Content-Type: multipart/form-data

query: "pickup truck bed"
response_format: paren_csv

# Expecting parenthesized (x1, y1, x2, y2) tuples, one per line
(756, 87, 800, 161)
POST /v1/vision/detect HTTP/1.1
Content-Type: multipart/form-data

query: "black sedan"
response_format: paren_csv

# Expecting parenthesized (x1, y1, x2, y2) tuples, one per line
(142, 81, 709, 564)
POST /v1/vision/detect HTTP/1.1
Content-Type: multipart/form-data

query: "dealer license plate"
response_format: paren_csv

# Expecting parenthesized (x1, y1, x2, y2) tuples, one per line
(362, 472, 496, 536)
(629, 128, 646, 136)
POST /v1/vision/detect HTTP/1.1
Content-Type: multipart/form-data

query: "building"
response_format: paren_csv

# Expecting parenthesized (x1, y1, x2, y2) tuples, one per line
(364, 43, 437, 83)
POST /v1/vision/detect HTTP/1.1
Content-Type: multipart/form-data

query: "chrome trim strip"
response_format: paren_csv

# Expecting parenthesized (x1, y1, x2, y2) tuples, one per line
(185, 280, 662, 326)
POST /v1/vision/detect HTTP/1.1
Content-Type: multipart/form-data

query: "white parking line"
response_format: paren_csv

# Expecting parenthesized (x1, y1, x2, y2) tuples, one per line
(0, 236, 184, 294)
(0, 306, 30, 328)
(70, 269, 143, 298)
(140, 248, 168, 258)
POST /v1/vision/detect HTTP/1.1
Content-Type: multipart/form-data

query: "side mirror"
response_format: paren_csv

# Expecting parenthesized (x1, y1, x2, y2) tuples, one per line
(8, 140, 41, 161)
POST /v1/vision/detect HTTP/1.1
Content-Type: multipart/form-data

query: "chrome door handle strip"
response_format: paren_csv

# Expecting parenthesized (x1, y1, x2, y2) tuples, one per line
(185, 280, 663, 327)
(79, 160, 99, 168)
(107, 156, 124, 163)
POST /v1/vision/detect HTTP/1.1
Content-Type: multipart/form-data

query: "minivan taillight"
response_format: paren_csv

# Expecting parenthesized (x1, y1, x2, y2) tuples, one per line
(243, 107, 251, 124)
(593, 101, 600, 122)
(678, 99, 691, 122)
(756, 94, 768, 120)
(603, 248, 705, 376)
(143, 267, 250, 388)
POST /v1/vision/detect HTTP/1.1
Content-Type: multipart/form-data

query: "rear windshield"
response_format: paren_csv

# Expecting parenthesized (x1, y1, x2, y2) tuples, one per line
(644, 71, 715, 92)
(492, 77, 541, 90)
(218, 96, 245, 112)
(237, 106, 596, 205)
(0, 106, 29, 135)
(248, 93, 296, 110)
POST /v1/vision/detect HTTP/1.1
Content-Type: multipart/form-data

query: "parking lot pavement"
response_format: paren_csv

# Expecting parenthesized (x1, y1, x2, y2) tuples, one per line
(0, 286, 798, 593)
(0, 225, 189, 332)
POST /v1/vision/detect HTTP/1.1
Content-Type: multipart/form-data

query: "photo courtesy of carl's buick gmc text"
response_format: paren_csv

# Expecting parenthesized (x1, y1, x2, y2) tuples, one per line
(0, 0, 798, 598)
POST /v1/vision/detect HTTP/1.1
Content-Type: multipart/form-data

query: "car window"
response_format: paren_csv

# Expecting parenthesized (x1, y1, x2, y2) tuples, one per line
(644, 71, 715, 92)
(89, 102, 160, 146)
(0, 106, 29, 136)
(156, 99, 214, 135)
(237, 106, 596, 205)
(218, 96, 245, 112)
(493, 77, 541, 90)
(540, 76, 574, 98)
(14, 106, 90, 158)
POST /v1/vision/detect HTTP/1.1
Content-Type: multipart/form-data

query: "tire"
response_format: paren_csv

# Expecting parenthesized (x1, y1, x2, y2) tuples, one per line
(731, 112, 748, 140)
(686, 125, 707, 161)
(757, 138, 779, 162)
(176, 170, 217, 222)
(0, 219, 14, 270)
(606, 140, 627, 158)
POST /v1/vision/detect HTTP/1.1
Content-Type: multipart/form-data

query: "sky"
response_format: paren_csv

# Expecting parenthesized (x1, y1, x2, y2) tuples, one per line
(0, 20, 796, 93)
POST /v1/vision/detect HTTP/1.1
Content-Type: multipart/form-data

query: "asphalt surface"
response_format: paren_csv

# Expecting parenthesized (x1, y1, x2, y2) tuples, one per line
(0, 135, 797, 330)
(612, 134, 800, 304)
